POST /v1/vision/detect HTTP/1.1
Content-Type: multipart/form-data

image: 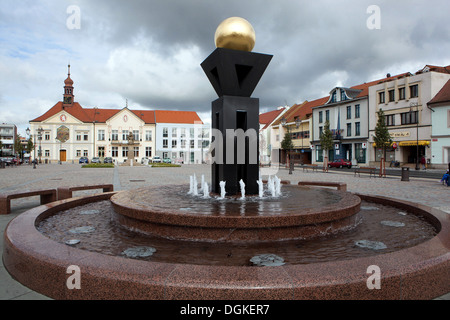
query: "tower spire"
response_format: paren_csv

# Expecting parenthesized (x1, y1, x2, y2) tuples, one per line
(63, 64, 74, 106)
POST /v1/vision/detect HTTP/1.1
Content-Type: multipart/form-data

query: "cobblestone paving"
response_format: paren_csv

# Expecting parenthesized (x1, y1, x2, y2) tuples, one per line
(0, 163, 448, 300)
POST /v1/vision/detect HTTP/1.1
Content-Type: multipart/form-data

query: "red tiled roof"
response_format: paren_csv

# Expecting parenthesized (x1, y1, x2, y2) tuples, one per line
(260, 108, 285, 125)
(416, 65, 450, 75)
(428, 79, 450, 105)
(350, 72, 412, 98)
(31, 102, 202, 125)
(273, 97, 329, 126)
(154, 110, 203, 124)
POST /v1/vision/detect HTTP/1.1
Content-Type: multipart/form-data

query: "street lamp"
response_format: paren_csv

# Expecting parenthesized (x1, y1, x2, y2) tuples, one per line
(410, 102, 419, 170)
(37, 127, 44, 164)
(25, 127, 32, 167)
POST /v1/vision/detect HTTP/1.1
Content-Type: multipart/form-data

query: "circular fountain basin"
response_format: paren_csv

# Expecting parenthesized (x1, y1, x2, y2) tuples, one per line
(2, 187, 450, 300)
(111, 185, 361, 241)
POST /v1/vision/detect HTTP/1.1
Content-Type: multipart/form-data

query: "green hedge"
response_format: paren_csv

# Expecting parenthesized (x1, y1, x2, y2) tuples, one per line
(81, 163, 115, 168)
(151, 163, 181, 168)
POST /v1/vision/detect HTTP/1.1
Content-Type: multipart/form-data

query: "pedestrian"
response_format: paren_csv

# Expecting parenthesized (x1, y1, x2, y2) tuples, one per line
(420, 155, 426, 170)
(440, 170, 449, 186)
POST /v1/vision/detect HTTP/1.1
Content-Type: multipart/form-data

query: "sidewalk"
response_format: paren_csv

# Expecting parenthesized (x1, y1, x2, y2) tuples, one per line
(1, 163, 449, 300)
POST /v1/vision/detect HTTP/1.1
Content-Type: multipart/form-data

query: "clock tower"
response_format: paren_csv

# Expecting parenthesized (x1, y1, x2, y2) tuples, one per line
(63, 64, 74, 106)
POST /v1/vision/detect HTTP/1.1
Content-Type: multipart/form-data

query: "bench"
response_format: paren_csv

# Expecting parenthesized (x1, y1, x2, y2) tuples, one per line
(297, 181, 347, 192)
(0, 189, 57, 215)
(57, 184, 114, 200)
(302, 164, 319, 172)
(354, 167, 377, 178)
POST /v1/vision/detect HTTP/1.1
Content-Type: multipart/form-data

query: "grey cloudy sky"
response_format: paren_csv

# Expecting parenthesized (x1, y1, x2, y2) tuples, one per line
(1, 0, 449, 135)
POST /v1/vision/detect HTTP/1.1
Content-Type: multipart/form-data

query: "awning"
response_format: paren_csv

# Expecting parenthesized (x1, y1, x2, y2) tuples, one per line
(398, 141, 430, 147)
(372, 141, 430, 148)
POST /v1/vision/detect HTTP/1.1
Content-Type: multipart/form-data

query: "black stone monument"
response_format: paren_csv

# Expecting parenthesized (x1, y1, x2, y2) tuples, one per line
(201, 47, 272, 195)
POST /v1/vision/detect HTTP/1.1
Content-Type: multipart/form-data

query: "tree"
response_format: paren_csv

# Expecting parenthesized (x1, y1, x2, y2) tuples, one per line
(373, 109, 392, 177)
(281, 130, 293, 168)
(14, 135, 24, 161)
(320, 120, 333, 172)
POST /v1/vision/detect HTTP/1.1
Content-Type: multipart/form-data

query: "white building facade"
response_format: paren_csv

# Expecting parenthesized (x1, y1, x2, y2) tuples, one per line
(368, 66, 450, 167)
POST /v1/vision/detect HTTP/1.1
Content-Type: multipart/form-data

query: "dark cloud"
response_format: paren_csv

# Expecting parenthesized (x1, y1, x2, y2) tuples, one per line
(1, 0, 450, 133)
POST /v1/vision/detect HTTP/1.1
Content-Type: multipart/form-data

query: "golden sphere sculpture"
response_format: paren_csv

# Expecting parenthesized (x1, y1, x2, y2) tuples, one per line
(214, 17, 256, 52)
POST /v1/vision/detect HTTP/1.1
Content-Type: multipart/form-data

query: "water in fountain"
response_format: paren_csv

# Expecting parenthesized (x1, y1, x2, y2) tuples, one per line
(203, 182, 210, 199)
(239, 179, 246, 200)
(219, 181, 226, 199)
(274, 176, 281, 197)
(188, 176, 194, 194)
(193, 174, 198, 196)
(200, 175, 205, 192)
(257, 178, 264, 198)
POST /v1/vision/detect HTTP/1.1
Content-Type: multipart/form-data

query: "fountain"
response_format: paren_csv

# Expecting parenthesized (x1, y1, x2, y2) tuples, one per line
(2, 17, 449, 300)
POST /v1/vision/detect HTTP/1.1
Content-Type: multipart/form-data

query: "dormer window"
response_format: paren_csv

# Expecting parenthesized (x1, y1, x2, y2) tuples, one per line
(340, 89, 347, 101)
(331, 91, 337, 103)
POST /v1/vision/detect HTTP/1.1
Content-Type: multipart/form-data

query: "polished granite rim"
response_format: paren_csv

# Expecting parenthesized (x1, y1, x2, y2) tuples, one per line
(3, 190, 449, 300)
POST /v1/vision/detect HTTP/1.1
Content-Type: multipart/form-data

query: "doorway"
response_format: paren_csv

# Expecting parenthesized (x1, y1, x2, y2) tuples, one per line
(60, 150, 67, 162)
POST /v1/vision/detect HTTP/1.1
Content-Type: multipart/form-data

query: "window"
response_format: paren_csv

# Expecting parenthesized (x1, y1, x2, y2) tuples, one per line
(133, 130, 139, 141)
(181, 139, 186, 148)
(98, 130, 105, 141)
(401, 111, 418, 125)
(316, 145, 323, 162)
(379, 91, 385, 104)
(145, 130, 152, 141)
(355, 122, 361, 136)
(355, 104, 360, 118)
(346, 123, 352, 137)
(83, 150, 88, 157)
(190, 128, 194, 138)
(145, 147, 152, 157)
(83, 133, 89, 141)
(45, 133, 50, 141)
(111, 130, 118, 141)
(163, 139, 168, 148)
(45, 150, 50, 157)
(319, 126, 323, 138)
(172, 140, 177, 148)
(180, 128, 186, 138)
(172, 128, 177, 138)
(385, 114, 395, 126)
(331, 91, 337, 103)
(163, 128, 168, 138)
(76, 150, 81, 157)
(98, 147, 105, 157)
(319, 111, 323, 123)
(340, 90, 347, 101)
(112, 147, 118, 157)
(325, 110, 330, 122)
(122, 130, 128, 141)
(399, 87, 406, 100)
(190, 140, 195, 148)
(122, 147, 128, 157)
(410, 84, 419, 98)
(134, 147, 139, 157)
(346, 106, 351, 119)
(76, 133, 82, 141)
(388, 89, 395, 102)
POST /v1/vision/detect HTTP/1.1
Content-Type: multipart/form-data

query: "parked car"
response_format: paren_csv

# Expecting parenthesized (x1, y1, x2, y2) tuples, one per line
(163, 158, 172, 164)
(104, 157, 113, 163)
(328, 159, 352, 169)
(91, 157, 101, 163)
(152, 156, 162, 163)
(79, 156, 89, 164)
